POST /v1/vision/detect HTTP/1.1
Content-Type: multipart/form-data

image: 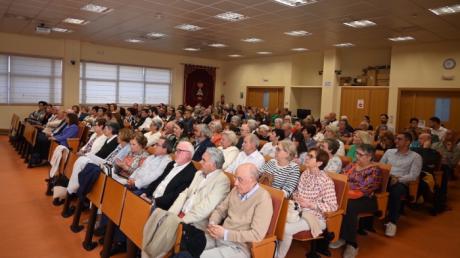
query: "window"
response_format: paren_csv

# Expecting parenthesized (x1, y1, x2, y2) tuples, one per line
(0, 54, 62, 104)
(80, 61, 171, 104)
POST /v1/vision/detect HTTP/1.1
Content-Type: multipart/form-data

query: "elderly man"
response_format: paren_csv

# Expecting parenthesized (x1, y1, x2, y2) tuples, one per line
(227, 134, 265, 174)
(202, 163, 273, 258)
(193, 124, 215, 161)
(125, 137, 173, 192)
(142, 141, 197, 210)
(256, 124, 270, 141)
(169, 147, 230, 230)
(236, 123, 251, 149)
(380, 132, 422, 237)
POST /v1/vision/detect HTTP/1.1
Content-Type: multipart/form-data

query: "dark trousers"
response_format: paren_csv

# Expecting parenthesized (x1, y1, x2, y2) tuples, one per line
(340, 196, 377, 245)
(388, 182, 408, 224)
(33, 132, 51, 161)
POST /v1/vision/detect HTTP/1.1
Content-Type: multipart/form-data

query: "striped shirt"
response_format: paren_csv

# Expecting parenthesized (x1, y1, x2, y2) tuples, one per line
(261, 159, 300, 198)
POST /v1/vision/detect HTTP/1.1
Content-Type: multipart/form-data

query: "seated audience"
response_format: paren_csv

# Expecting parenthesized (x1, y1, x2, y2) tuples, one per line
(171, 122, 189, 151)
(226, 134, 265, 173)
(301, 125, 317, 151)
(236, 123, 251, 149)
(330, 144, 382, 258)
(324, 125, 345, 156)
(255, 124, 270, 141)
(319, 138, 342, 173)
(429, 116, 447, 142)
(376, 131, 395, 152)
(260, 129, 282, 159)
(276, 148, 338, 258)
(27, 100, 48, 125)
(292, 132, 308, 165)
(380, 132, 422, 237)
(260, 140, 300, 198)
(209, 120, 223, 146)
(218, 130, 240, 170)
(202, 163, 273, 258)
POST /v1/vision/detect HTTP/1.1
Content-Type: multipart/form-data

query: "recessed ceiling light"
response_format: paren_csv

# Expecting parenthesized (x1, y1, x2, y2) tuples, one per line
(208, 43, 227, 48)
(175, 24, 203, 31)
(215, 12, 248, 22)
(146, 32, 167, 38)
(334, 43, 354, 47)
(273, 0, 317, 7)
(388, 36, 415, 42)
(343, 20, 376, 28)
(81, 4, 113, 14)
(429, 4, 460, 15)
(52, 27, 73, 33)
(257, 51, 272, 55)
(284, 30, 311, 37)
(291, 48, 309, 51)
(63, 17, 89, 25)
(229, 54, 243, 58)
(241, 37, 263, 43)
(184, 48, 200, 51)
(125, 39, 144, 43)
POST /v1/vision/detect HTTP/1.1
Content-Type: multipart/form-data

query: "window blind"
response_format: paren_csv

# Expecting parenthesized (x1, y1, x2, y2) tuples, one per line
(80, 61, 171, 105)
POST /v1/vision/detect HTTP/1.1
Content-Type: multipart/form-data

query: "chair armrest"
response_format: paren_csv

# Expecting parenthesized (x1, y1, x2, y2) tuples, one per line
(407, 179, 419, 203)
(324, 209, 344, 218)
(375, 192, 389, 219)
(251, 236, 277, 248)
(67, 138, 80, 154)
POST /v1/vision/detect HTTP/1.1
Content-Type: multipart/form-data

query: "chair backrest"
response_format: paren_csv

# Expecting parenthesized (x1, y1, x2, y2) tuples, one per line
(223, 171, 235, 188)
(258, 140, 268, 150)
(23, 123, 37, 146)
(374, 163, 391, 193)
(146, 146, 156, 155)
(119, 190, 152, 248)
(264, 155, 272, 162)
(101, 177, 127, 225)
(87, 172, 107, 208)
(374, 150, 384, 162)
(79, 125, 90, 146)
(10, 114, 20, 136)
(192, 160, 202, 171)
(339, 155, 352, 168)
(63, 152, 78, 178)
(260, 184, 284, 238)
(76, 123, 87, 139)
(326, 172, 349, 211)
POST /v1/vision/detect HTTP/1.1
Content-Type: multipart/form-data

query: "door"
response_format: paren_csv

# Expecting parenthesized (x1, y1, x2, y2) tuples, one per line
(246, 87, 284, 113)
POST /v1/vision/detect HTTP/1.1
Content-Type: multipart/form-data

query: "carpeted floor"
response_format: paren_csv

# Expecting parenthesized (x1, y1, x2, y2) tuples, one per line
(0, 135, 459, 258)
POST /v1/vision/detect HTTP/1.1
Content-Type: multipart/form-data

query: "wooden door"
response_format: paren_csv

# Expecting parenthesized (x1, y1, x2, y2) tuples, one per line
(340, 87, 389, 128)
(397, 90, 460, 133)
(246, 87, 284, 113)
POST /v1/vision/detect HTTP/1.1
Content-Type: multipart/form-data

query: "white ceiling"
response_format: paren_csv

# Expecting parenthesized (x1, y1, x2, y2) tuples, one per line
(0, 0, 459, 59)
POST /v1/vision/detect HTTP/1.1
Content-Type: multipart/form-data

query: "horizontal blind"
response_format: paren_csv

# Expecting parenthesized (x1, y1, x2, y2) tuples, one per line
(0, 54, 62, 104)
(80, 61, 171, 105)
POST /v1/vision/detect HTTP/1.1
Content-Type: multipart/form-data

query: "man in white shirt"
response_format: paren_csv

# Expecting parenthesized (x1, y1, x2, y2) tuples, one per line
(429, 116, 448, 142)
(226, 134, 265, 174)
(169, 147, 231, 231)
(144, 118, 163, 147)
(125, 137, 172, 191)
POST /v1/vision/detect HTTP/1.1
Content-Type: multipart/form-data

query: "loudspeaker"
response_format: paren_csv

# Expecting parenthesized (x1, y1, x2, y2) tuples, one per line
(297, 109, 311, 120)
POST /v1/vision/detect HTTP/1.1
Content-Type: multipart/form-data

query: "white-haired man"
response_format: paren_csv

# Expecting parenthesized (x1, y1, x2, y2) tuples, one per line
(227, 134, 265, 174)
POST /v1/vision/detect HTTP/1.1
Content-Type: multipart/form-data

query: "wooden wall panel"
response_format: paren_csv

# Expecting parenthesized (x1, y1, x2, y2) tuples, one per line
(368, 88, 389, 129)
(246, 87, 284, 113)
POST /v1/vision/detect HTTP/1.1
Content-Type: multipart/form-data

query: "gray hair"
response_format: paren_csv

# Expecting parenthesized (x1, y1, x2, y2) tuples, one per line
(248, 133, 260, 148)
(197, 124, 212, 138)
(258, 124, 269, 132)
(179, 140, 195, 157)
(150, 118, 163, 130)
(222, 130, 238, 145)
(274, 118, 283, 125)
(205, 147, 225, 169)
(231, 115, 241, 124)
(247, 119, 257, 131)
(211, 120, 223, 132)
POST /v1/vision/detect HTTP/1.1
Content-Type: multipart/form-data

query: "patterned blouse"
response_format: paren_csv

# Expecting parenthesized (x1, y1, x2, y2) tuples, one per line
(342, 164, 382, 197)
(116, 150, 149, 178)
(292, 168, 338, 221)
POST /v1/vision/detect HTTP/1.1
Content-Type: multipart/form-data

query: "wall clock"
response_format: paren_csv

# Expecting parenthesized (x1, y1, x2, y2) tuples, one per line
(443, 58, 456, 70)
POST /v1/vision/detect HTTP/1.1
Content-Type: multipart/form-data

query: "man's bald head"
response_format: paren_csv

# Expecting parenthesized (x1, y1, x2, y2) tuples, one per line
(234, 163, 259, 195)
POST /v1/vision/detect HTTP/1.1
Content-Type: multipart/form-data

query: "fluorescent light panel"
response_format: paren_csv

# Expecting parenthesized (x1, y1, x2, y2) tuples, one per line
(388, 36, 415, 42)
(208, 43, 227, 48)
(241, 37, 263, 43)
(257, 51, 272, 55)
(429, 4, 460, 15)
(215, 12, 248, 22)
(63, 17, 89, 25)
(291, 48, 308, 51)
(125, 39, 143, 43)
(273, 0, 317, 7)
(81, 4, 113, 14)
(175, 24, 202, 31)
(52, 27, 72, 33)
(284, 30, 311, 36)
(146, 32, 167, 38)
(343, 20, 376, 28)
(184, 48, 200, 51)
(334, 43, 354, 47)
(229, 54, 242, 57)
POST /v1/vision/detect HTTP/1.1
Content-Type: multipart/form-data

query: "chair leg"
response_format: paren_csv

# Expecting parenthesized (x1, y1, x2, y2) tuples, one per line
(82, 205, 98, 251)
(100, 221, 116, 258)
(306, 240, 320, 258)
(126, 239, 138, 258)
(70, 200, 85, 233)
(61, 193, 75, 218)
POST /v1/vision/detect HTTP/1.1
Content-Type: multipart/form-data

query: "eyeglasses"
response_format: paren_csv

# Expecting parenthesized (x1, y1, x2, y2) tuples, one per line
(356, 151, 366, 157)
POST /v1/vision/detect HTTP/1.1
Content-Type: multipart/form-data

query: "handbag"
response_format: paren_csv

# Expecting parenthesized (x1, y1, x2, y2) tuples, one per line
(286, 200, 301, 223)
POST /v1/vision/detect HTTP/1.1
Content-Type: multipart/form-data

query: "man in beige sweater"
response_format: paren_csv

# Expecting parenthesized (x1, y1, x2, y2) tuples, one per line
(202, 163, 273, 258)
(168, 147, 231, 231)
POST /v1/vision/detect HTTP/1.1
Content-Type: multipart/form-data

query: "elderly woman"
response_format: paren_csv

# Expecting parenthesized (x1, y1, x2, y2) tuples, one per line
(260, 129, 283, 158)
(324, 125, 346, 156)
(218, 130, 240, 170)
(347, 130, 372, 162)
(330, 144, 382, 258)
(319, 138, 342, 173)
(260, 140, 300, 198)
(276, 148, 338, 258)
(144, 118, 162, 147)
(209, 120, 223, 146)
(112, 132, 149, 183)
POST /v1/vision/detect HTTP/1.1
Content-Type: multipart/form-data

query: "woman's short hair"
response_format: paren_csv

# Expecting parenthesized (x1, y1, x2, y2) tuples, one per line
(356, 143, 375, 160)
(118, 128, 133, 143)
(323, 138, 340, 155)
(95, 118, 107, 128)
(325, 125, 339, 138)
(132, 132, 148, 148)
(150, 118, 163, 131)
(278, 140, 297, 161)
(221, 130, 238, 145)
(355, 130, 372, 144)
(67, 113, 79, 125)
(310, 147, 330, 170)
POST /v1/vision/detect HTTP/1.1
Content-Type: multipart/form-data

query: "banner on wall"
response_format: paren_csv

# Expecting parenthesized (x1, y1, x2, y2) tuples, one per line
(183, 64, 216, 107)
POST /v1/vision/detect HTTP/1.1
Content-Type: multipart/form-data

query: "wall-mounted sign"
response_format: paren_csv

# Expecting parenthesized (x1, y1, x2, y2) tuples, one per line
(357, 99, 364, 109)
